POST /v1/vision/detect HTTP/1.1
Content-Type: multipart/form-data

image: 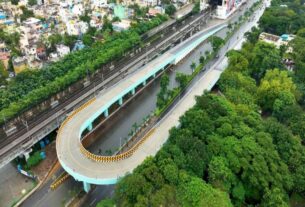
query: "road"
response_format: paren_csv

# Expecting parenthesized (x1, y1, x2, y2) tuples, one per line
(20, 0, 264, 205)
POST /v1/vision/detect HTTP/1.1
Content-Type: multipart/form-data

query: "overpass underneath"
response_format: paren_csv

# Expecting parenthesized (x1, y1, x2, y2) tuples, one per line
(56, 23, 227, 192)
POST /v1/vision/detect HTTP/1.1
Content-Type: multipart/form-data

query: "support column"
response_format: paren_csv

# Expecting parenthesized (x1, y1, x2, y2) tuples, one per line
(83, 182, 91, 193)
(153, 73, 156, 78)
(118, 97, 123, 106)
(24, 151, 30, 161)
(87, 123, 93, 131)
(143, 80, 147, 86)
(131, 88, 135, 95)
(104, 109, 109, 117)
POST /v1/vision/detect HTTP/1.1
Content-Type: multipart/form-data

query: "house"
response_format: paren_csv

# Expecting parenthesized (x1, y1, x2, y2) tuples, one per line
(12, 56, 27, 74)
(0, 46, 10, 69)
(112, 19, 131, 32)
(56, 44, 70, 57)
(148, 7, 165, 16)
(19, 17, 43, 53)
(36, 45, 47, 60)
(113, 5, 134, 19)
(259, 32, 295, 51)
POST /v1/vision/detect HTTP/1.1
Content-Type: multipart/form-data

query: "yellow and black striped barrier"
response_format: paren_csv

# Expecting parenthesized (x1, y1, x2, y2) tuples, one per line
(50, 172, 70, 190)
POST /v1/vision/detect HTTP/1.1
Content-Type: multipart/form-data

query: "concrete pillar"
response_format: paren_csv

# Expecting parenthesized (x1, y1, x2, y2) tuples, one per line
(143, 80, 147, 86)
(24, 151, 30, 161)
(87, 123, 93, 131)
(131, 88, 135, 95)
(118, 97, 123, 106)
(153, 73, 156, 78)
(83, 182, 91, 193)
(104, 109, 109, 117)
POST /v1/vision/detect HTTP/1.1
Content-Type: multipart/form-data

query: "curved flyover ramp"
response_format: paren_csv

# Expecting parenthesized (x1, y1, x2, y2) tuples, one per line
(56, 23, 227, 188)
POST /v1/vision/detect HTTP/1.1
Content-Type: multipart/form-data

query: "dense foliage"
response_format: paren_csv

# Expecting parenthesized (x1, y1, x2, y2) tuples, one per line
(0, 15, 167, 123)
(111, 1, 305, 206)
(259, 0, 305, 35)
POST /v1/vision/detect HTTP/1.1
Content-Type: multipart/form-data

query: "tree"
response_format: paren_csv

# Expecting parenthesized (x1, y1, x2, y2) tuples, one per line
(82, 34, 94, 46)
(245, 26, 261, 44)
(178, 175, 233, 207)
(165, 4, 176, 16)
(190, 62, 196, 73)
(175, 72, 189, 89)
(199, 55, 205, 64)
(261, 188, 289, 207)
(297, 28, 305, 38)
(250, 41, 283, 81)
(63, 34, 77, 49)
(28, 0, 37, 6)
(11, 0, 19, 5)
(257, 69, 296, 111)
(208, 156, 236, 192)
(157, 74, 170, 109)
(80, 11, 91, 23)
(210, 36, 225, 52)
(20, 6, 34, 22)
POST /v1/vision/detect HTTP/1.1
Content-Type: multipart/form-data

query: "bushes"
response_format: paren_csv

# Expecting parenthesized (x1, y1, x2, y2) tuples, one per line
(27, 151, 43, 168)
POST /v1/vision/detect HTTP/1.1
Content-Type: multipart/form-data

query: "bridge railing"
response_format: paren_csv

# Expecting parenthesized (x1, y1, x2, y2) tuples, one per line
(79, 128, 155, 162)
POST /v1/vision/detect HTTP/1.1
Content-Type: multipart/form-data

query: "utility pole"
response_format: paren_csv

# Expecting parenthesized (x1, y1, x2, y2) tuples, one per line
(21, 118, 29, 132)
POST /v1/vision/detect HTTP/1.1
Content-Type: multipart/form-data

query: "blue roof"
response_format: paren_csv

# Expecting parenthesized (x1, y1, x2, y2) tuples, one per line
(281, 34, 289, 40)
(0, 12, 6, 20)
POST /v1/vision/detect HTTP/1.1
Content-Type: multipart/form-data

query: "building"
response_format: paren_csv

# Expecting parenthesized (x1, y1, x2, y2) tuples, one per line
(200, 0, 208, 11)
(259, 32, 296, 70)
(215, 0, 245, 19)
(66, 20, 89, 36)
(0, 42, 10, 69)
(112, 19, 131, 32)
(91, 0, 107, 9)
(113, 5, 134, 19)
(19, 17, 43, 53)
(123, 0, 158, 7)
(56, 44, 70, 57)
(148, 7, 165, 16)
(12, 56, 27, 74)
(259, 32, 295, 50)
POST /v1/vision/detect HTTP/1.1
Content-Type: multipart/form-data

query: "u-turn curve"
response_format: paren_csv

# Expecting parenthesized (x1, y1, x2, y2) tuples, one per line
(56, 23, 227, 185)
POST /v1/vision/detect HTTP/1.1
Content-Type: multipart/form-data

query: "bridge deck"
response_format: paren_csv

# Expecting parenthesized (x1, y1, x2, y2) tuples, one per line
(56, 23, 226, 185)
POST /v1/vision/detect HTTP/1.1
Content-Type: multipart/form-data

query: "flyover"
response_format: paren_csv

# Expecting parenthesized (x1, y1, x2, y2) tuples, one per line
(56, 23, 227, 192)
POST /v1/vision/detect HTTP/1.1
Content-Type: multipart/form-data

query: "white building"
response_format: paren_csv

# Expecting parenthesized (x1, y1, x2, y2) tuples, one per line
(19, 18, 42, 55)
(200, 0, 208, 11)
(259, 32, 295, 52)
(66, 20, 88, 35)
(215, 0, 245, 19)
(91, 0, 107, 9)
(112, 19, 131, 32)
(56, 44, 70, 57)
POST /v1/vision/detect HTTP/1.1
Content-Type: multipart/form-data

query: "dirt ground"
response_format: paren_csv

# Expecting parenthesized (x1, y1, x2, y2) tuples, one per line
(31, 142, 58, 181)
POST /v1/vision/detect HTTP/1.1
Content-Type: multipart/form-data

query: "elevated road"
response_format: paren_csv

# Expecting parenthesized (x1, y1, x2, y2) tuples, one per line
(56, 24, 227, 189)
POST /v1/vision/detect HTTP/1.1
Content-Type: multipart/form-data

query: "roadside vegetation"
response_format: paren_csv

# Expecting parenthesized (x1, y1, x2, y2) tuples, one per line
(100, 0, 305, 206)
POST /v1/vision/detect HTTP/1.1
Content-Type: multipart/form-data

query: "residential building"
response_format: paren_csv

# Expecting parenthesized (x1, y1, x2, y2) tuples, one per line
(112, 19, 131, 32)
(215, 0, 245, 19)
(12, 56, 27, 74)
(56, 44, 70, 57)
(259, 32, 295, 50)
